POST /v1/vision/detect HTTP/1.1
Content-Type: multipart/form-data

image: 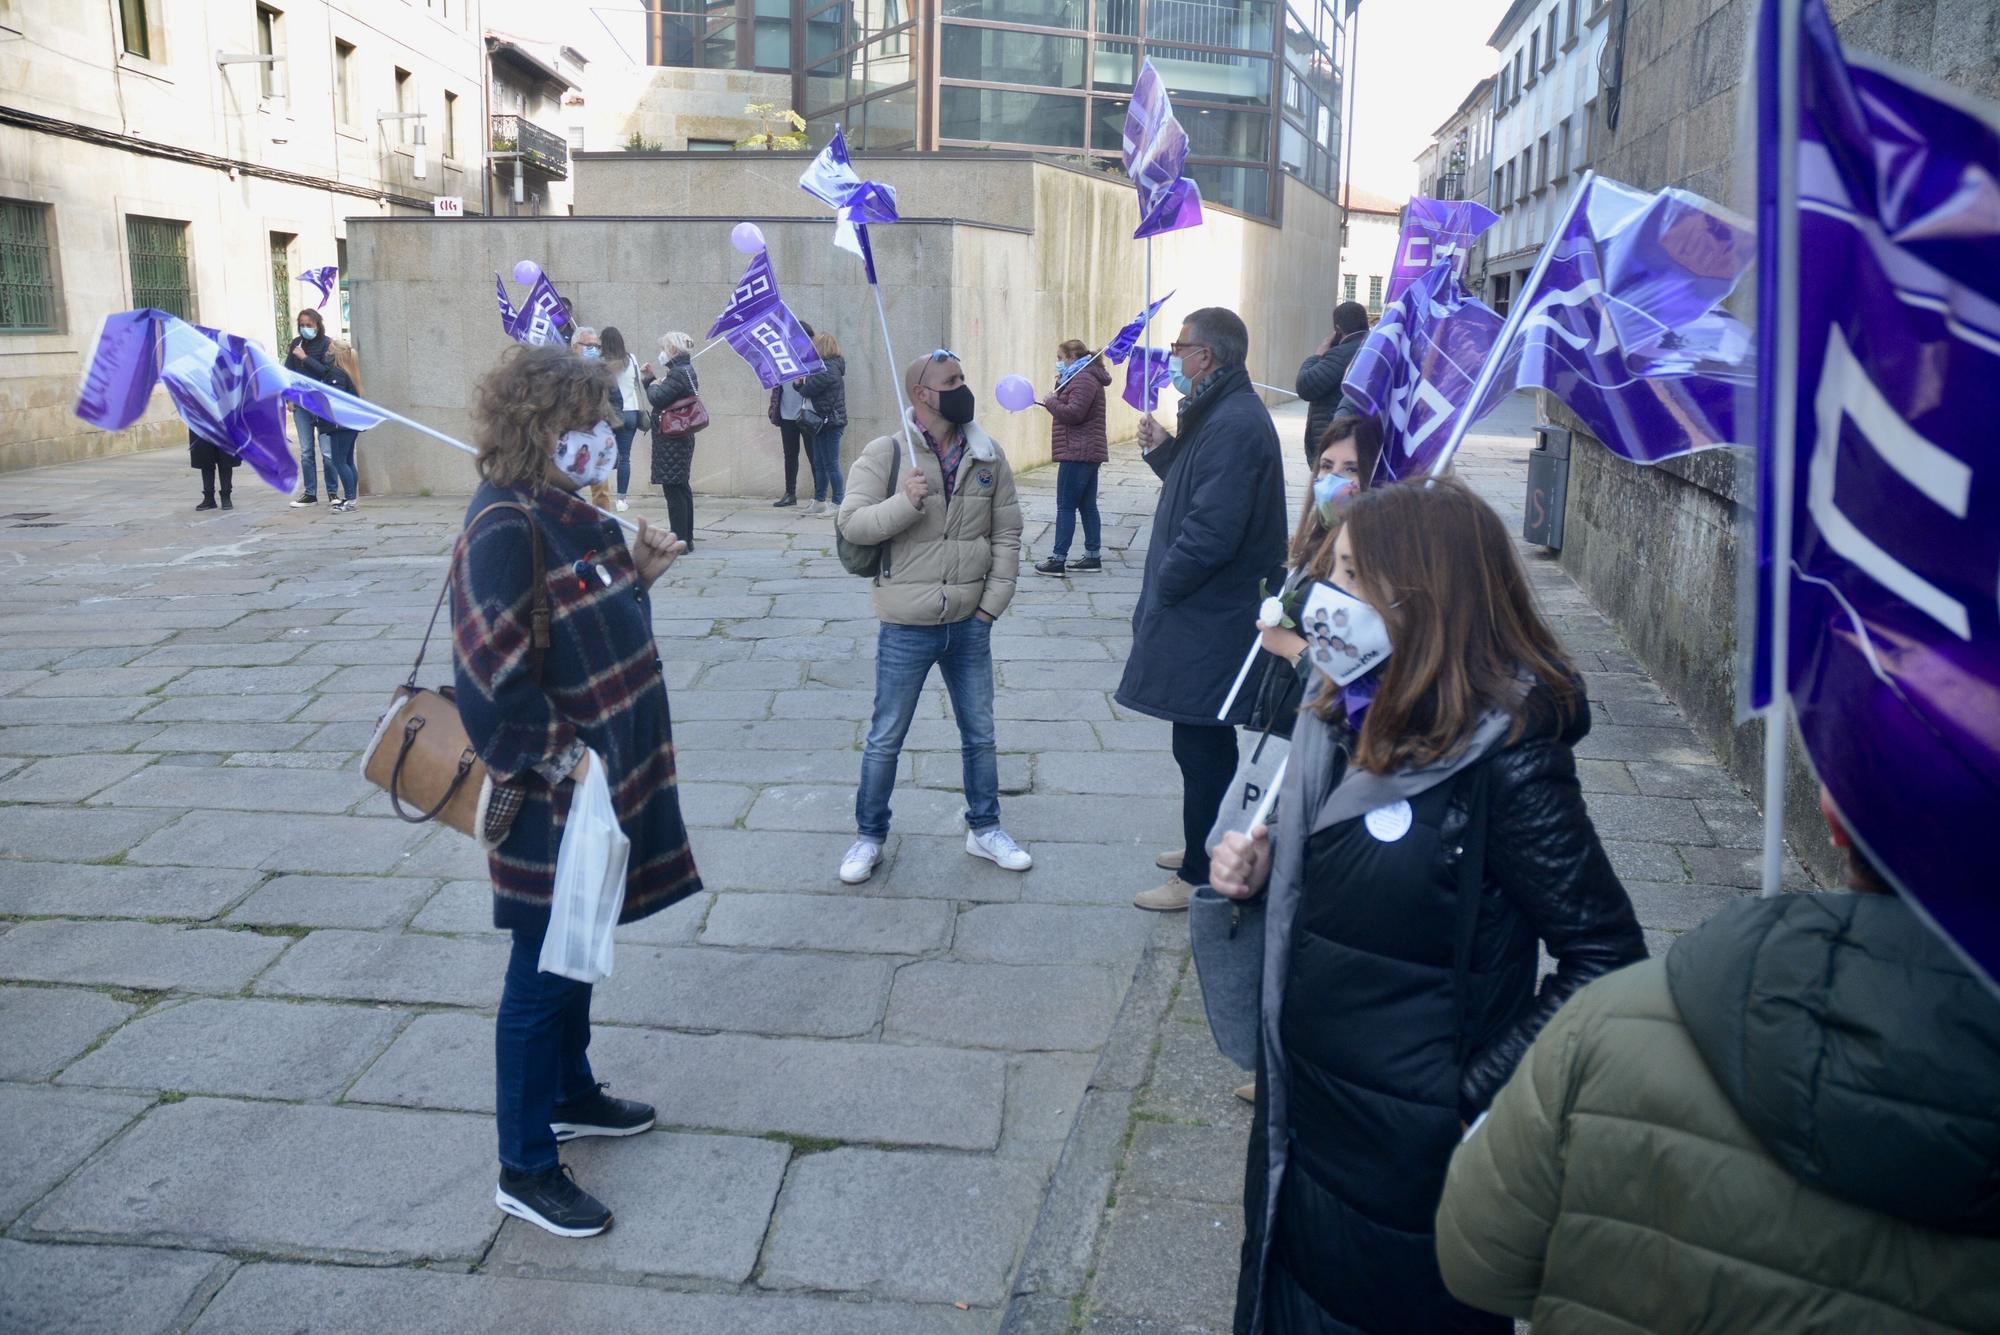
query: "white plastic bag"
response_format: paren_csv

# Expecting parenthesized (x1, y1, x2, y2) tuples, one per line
(539, 750, 629, 984)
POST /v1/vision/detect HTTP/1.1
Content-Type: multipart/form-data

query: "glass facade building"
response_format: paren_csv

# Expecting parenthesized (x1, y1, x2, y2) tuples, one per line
(644, 0, 1345, 220)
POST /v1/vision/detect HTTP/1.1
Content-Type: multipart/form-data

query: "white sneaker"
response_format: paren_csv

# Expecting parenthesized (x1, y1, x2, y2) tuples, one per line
(967, 827, 1032, 872)
(839, 838, 883, 885)
(615, 498, 629, 512)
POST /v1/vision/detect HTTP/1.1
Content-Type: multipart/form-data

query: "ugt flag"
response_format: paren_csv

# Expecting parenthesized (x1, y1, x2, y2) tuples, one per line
(708, 252, 824, 390)
(1386, 198, 1499, 303)
(1123, 347, 1171, 412)
(495, 270, 572, 346)
(1749, 0, 2000, 985)
(75, 311, 385, 493)
(1341, 263, 1505, 481)
(294, 266, 338, 309)
(1102, 290, 1176, 367)
(799, 128, 900, 283)
(1122, 60, 1203, 239)
(1491, 174, 1755, 466)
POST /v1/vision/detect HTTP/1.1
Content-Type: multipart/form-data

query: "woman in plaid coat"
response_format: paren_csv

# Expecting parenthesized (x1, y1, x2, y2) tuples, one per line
(451, 343, 700, 1239)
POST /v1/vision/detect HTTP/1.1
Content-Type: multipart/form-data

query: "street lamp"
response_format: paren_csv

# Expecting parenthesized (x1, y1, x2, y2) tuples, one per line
(377, 112, 429, 178)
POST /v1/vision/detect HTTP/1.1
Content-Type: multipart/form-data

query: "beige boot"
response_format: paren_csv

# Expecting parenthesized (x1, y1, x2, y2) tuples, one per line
(1133, 875, 1195, 912)
(1156, 847, 1185, 871)
(1235, 1080, 1257, 1105)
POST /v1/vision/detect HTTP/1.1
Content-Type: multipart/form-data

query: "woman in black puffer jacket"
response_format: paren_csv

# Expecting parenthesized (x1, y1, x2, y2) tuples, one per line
(646, 332, 700, 552)
(792, 332, 848, 517)
(1210, 478, 1645, 1335)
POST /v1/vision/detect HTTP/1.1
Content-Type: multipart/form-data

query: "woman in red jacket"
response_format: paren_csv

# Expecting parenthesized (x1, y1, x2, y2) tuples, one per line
(1036, 339, 1112, 577)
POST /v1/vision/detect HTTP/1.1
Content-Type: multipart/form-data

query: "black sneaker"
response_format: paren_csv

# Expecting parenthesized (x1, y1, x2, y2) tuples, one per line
(195, 498, 217, 511)
(773, 494, 797, 508)
(550, 1083, 656, 1142)
(495, 1164, 612, 1238)
(219, 495, 234, 510)
(289, 495, 317, 508)
(1067, 555, 1103, 573)
(1033, 557, 1068, 577)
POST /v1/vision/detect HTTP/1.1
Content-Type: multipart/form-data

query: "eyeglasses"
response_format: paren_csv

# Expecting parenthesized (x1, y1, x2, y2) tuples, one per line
(1168, 341, 1209, 355)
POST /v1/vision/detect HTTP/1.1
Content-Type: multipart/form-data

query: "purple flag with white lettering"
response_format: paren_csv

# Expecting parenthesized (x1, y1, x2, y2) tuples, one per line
(1750, 0, 2000, 985)
(495, 271, 572, 346)
(295, 266, 338, 309)
(1341, 264, 1505, 481)
(1122, 61, 1204, 240)
(1386, 198, 1499, 303)
(1492, 175, 1755, 465)
(709, 253, 824, 389)
(1123, 346, 1171, 412)
(800, 128, 900, 284)
(1103, 291, 1176, 367)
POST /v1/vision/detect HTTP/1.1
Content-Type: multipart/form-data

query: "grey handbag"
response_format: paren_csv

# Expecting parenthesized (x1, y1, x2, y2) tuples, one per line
(1190, 886, 1264, 1071)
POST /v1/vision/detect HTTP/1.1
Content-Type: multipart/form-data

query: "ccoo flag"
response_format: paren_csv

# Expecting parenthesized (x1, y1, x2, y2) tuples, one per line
(495, 270, 573, 346)
(1386, 198, 1499, 303)
(1102, 290, 1176, 367)
(294, 266, 338, 309)
(1122, 60, 1203, 239)
(799, 128, 900, 283)
(708, 252, 824, 390)
(1340, 264, 1505, 481)
(1748, 0, 2000, 985)
(1123, 346, 1171, 413)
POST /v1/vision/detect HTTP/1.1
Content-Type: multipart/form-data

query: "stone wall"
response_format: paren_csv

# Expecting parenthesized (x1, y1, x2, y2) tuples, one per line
(349, 153, 1340, 499)
(1554, 0, 1999, 882)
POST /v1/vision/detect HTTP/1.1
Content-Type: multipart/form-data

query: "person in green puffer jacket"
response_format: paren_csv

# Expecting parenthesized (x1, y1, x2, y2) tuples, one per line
(1434, 785, 2000, 1333)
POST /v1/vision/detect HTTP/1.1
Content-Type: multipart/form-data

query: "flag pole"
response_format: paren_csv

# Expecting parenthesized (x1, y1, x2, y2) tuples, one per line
(691, 334, 726, 360)
(1424, 171, 1596, 480)
(1759, 0, 1804, 899)
(869, 276, 920, 470)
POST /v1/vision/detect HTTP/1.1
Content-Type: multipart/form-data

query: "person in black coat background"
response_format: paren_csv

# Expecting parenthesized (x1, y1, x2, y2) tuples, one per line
(188, 429, 237, 511)
(1293, 302, 1370, 469)
(1209, 478, 1646, 1335)
(646, 332, 700, 551)
(1118, 307, 1288, 910)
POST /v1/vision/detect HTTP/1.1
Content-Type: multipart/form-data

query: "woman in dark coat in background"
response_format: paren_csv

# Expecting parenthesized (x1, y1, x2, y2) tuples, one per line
(646, 331, 700, 551)
(1033, 338, 1112, 576)
(188, 429, 237, 511)
(1209, 479, 1646, 1335)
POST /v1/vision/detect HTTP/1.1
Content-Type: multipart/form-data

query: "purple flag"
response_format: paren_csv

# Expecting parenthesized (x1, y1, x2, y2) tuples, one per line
(710, 253, 823, 390)
(294, 266, 338, 309)
(495, 270, 572, 346)
(1749, 0, 2000, 985)
(1123, 346, 1171, 412)
(1386, 198, 1499, 303)
(799, 128, 900, 284)
(1341, 264, 1506, 482)
(1489, 175, 1755, 465)
(1103, 291, 1176, 367)
(75, 310, 298, 492)
(1122, 60, 1204, 240)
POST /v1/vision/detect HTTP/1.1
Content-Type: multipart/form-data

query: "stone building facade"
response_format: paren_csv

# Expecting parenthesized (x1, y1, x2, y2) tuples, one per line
(1549, 0, 1999, 882)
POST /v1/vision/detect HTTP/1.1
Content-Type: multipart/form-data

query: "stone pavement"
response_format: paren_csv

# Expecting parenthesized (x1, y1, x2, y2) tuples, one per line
(0, 397, 1813, 1334)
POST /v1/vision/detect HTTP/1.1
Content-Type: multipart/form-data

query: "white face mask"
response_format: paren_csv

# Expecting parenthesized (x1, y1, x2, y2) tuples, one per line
(553, 421, 617, 489)
(1297, 580, 1393, 686)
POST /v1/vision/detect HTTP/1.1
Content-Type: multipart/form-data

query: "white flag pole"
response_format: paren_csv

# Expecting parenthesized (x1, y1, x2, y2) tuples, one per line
(1216, 637, 1264, 722)
(869, 277, 920, 472)
(1759, 0, 1805, 900)
(691, 334, 727, 360)
(1423, 171, 1596, 481)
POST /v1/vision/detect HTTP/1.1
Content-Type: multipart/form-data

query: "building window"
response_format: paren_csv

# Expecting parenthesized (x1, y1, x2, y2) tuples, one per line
(1555, 116, 1571, 180)
(334, 40, 357, 125)
(569, 125, 587, 150)
(938, 87, 1086, 149)
(443, 89, 459, 158)
(393, 67, 413, 143)
(1527, 31, 1538, 83)
(1492, 167, 1505, 205)
(688, 138, 736, 150)
(126, 215, 194, 322)
(1518, 149, 1531, 201)
(269, 232, 293, 354)
(1512, 50, 1522, 101)
(940, 27, 1086, 90)
(336, 236, 350, 331)
(1564, 0, 1579, 48)
(1366, 274, 1383, 317)
(1342, 273, 1356, 302)
(1536, 132, 1550, 189)
(0, 200, 60, 334)
(118, 0, 150, 58)
(1545, 8, 1558, 64)
(256, 5, 283, 99)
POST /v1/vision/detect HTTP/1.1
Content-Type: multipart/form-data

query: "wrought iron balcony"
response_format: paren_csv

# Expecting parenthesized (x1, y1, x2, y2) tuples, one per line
(489, 114, 569, 179)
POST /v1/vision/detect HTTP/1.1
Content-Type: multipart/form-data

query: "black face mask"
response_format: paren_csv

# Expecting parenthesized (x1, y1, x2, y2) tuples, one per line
(933, 383, 976, 425)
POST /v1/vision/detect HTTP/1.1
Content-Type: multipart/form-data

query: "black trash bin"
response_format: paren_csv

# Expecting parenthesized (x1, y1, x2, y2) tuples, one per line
(1524, 424, 1570, 550)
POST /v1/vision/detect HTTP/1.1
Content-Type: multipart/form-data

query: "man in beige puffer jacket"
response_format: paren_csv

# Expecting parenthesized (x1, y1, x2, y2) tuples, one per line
(833, 351, 1028, 886)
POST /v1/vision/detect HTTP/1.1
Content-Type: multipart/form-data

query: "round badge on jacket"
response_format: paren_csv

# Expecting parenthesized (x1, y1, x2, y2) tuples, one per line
(977, 469, 993, 488)
(1363, 800, 1414, 843)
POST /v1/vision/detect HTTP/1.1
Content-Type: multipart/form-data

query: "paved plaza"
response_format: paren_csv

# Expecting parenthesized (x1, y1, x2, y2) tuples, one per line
(0, 399, 1812, 1333)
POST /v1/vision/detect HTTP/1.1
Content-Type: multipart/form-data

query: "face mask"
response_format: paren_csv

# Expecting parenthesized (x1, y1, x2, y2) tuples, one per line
(1298, 580, 1392, 687)
(1312, 473, 1355, 525)
(553, 421, 617, 489)
(934, 383, 977, 425)
(1168, 355, 1192, 396)
(578, 345, 601, 360)
(297, 324, 315, 339)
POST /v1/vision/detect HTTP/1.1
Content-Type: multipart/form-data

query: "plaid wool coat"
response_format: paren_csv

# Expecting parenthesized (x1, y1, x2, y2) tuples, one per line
(451, 480, 701, 931)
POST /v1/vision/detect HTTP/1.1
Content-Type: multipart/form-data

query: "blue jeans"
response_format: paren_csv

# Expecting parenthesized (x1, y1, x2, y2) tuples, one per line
(809, 425, 845, 503)
(325, 428, 358, 501)
(292, 407, 332, 497)
(857, 618, 998, 841)
(495, 922, 597, 1174)
(614, 410, 638, 496)
(1053, 461, 1102, 559)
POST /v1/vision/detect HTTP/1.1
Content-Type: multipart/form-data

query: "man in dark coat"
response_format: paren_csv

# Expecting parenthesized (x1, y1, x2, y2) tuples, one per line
(1293, 301, 1370, 468)
(1118, 307, 1287, 911)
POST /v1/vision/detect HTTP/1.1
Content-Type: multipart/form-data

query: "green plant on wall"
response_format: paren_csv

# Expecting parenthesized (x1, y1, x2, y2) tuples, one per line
(736, 103, 807, 152)
(624, 130, 666, 152)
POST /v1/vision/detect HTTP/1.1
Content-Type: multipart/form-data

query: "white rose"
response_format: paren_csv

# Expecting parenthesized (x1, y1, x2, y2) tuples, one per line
(1259, 596, 1286, 627)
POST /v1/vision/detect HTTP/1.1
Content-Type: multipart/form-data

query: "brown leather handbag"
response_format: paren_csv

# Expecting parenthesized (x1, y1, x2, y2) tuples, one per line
(361, 502, 549, 842)
(653, 393, 710, 436)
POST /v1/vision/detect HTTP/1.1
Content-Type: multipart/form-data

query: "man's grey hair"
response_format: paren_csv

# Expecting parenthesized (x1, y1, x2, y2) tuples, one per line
(572, 325, 598, 341)
(1184, 307, 1248, 369)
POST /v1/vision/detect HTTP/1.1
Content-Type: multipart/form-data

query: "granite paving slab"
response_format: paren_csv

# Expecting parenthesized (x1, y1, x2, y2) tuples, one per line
(0, 1085, 152, 1225)
(0, 1239, 229, 1335)
(58, 999, 406, 1100)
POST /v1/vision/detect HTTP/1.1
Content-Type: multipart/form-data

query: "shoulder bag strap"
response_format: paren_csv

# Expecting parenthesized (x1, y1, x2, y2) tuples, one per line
(405, 500, 549, 689)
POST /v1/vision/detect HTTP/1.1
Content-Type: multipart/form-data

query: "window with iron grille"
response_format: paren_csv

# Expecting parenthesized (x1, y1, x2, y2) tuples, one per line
(126, 215, 194, 321)
(1342, 273, 1356, 302)
(0, 200, 60, 334)
(1367, 274, 1383, 317)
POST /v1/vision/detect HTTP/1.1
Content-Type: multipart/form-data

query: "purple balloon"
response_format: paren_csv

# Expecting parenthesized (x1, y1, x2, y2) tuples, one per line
(995, 374, 1037, 413)
(512, 260, 542, 285)
(731, 222, 768, 254)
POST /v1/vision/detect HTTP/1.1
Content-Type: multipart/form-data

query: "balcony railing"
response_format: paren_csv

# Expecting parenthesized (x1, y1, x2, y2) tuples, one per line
(489, 114, 569, 180)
